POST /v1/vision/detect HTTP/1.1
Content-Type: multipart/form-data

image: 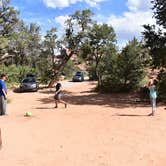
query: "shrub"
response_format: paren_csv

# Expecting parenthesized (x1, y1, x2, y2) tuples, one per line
(63, 60, 78, 79)
(0, 65, 36, 86)
(156, 69, 166, 100)
(97, 38, 148, 92)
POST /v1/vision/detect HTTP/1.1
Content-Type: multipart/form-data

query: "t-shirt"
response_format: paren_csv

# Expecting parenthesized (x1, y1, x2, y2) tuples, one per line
(149, 85, 157, 99)
(0, 80, 7, 97)
(55, 83, 62, 94)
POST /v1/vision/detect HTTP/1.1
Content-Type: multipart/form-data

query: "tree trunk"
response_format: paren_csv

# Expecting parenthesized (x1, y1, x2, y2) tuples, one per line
(48, 50, 74, 87)
(0, 53, 14, 63)
(95, 58, 99, 79)
(98, 72, 102, 88)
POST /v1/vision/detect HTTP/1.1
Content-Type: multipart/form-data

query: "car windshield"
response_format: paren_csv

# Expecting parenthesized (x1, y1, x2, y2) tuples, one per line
(22, 78, 36, 83)
(75, 72, 82, 76)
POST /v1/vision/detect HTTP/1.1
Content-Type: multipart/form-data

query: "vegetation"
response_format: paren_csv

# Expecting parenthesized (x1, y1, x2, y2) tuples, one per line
(0, 65, 36, 87)
(143, 0, 166, 99)
(152, 0, 166, 28)
(82, 23, 116, 87)
(2, 0, 166, 98)
(96, 38, 149, 92)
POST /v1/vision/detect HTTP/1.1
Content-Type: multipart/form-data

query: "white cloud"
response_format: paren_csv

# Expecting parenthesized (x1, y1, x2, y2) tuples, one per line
(94, 0, 155, 48)
(54, 15, 69, 27)
(47, 0, 155, 49)
(54, 15, 70, 40)
(126, 0, 152, 11)
(42, 0, 107, 8)
(42, 0, 81, 8)
(85, 0, 107, 8)
(108, 10, 155, 40)
(0, 1, 3, 7)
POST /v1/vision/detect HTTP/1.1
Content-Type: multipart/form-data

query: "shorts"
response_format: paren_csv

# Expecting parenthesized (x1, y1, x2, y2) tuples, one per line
(54, 93, 62, 100)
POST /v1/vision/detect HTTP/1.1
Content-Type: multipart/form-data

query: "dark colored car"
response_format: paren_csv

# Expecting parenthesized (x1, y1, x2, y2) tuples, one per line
(72, 71, 84, 82)
(20, 77, 38, 92)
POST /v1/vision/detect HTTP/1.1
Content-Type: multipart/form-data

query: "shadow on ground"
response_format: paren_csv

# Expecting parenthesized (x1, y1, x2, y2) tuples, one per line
(112, 113, 149, 117)
(37, 89, 154, 109)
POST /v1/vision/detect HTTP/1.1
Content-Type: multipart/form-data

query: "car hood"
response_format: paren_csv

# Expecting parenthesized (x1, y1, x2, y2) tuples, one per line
(21, 82, 36, 86)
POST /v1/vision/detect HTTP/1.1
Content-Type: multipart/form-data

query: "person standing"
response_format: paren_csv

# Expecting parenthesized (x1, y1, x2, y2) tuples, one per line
(148, 80, 157, 116)
(54, 82, 67, 108)
(0, 73, 7, 116)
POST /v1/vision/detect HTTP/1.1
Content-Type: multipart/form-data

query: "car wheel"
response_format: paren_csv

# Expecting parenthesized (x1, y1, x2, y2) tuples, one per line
(34, 88, 38, 92)
(19, 88, 23, 93)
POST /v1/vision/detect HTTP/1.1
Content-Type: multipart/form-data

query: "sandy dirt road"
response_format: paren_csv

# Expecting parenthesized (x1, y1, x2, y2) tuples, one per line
(0, 81, 166, 166)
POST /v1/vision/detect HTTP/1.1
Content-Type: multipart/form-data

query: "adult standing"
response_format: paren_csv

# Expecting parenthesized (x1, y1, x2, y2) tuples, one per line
(0, 73, 7, 116)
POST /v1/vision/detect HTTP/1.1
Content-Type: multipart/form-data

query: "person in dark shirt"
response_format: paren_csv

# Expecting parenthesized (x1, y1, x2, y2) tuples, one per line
(54, 82, 67, 108)
(0, 73, 7, 115)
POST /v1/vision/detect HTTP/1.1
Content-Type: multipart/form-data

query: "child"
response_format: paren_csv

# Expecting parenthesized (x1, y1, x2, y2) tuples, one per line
(54, 82, 67, 108)
(148, 80, 157, 116)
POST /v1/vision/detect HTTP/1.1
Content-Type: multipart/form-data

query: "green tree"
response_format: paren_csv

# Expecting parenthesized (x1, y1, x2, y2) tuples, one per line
(0, 0, 19, 63)
(143, 0, 166, 68)
(143, 0, 166, 99)
(27, 23, 41, 68)
(43, 27, 57, 68)
(99, 38, 149, 92)
(143, 25, 166, 68)
(83, 23, 116, 87)
(0, 0, 19, 36)
(118, 38, 148, 91)
(8, 21, 41, 66)
(48, 9, 94, 87)
(63, 59, 77, 79)
(152, 0, 166, 28)
(9, 21, 30, 65)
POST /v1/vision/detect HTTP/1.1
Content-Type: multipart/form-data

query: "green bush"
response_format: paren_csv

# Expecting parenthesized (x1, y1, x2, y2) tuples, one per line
(97, 39, 148, 92)
(156, 70, 166, 100)
(97, 53, 123, 92)
(63, 60, 78, 79)
(36, 59, 52, 84)
(87, 63, 98, 81)
(0, 65, 36, 86)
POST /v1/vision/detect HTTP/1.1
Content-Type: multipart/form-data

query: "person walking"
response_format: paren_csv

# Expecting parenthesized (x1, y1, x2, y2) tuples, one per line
(148, 80, 157, 116)
(0, 73, 7, 116)
(54, 82, 67, 108)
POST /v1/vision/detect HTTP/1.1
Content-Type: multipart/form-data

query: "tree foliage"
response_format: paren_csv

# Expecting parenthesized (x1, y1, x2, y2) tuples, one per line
(0, 1, 149, 93)
(0, 0, 19, 62)
(82, 23, 116, 86)
(143, 0, 166, 100)
(47, 9, 94, 86)
(0, 0, 19, 37)
(143, 25, 166, 68)
(152, 0, 166, 28)
(98, 38, 149, 92)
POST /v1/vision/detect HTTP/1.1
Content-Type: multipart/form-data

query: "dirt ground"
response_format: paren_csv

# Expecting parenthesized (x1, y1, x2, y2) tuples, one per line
(0, 81, 166, 166)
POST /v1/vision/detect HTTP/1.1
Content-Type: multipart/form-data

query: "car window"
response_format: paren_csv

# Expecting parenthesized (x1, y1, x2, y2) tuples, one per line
(22, 78, 36, 83)
(75, 72, 82, 76)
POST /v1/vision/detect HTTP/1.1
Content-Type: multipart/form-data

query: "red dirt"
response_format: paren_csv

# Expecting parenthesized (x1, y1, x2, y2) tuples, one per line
(0, 81, 166, 166)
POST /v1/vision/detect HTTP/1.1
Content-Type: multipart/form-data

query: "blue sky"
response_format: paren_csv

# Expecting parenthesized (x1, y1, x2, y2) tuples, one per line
(10, 0, 155, 49)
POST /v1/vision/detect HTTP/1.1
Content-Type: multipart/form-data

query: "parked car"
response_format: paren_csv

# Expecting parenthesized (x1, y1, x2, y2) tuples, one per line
(72, 71, 84, 82)
(20, 76, 38, 92)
